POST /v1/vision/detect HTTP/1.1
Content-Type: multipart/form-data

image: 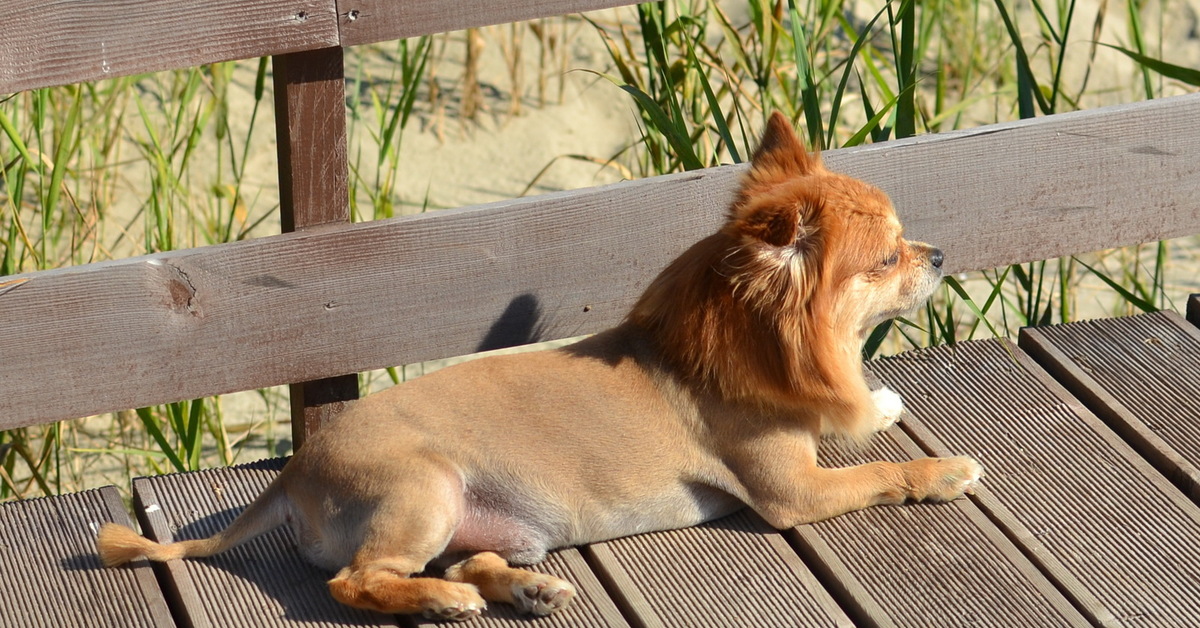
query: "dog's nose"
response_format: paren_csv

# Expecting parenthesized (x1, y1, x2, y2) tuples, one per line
(930, 248, 944, 269)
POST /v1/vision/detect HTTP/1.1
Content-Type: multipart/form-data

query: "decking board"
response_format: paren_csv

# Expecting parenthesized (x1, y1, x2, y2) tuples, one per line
(1020, 312, 1200, 500)
(872, 339, 1200, 626)
(132, 459, 395, 628)
(790, 427, 1089, 628)
(0, 486, 174, 628)
(585, 510, 853, 628)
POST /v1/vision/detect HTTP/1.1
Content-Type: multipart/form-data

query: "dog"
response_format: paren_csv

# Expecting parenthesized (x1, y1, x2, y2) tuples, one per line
(97, 113, 982, 621)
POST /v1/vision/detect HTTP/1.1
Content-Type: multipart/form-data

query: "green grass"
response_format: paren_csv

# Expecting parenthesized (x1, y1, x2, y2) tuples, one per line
(1, 1, 1199, 500)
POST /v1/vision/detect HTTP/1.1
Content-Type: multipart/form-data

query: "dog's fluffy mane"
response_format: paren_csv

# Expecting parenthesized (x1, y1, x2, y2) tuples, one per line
(626, 113, 872, 431)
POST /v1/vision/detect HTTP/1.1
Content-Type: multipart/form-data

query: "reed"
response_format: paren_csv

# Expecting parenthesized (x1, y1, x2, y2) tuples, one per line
(1, 0, 1196, 499)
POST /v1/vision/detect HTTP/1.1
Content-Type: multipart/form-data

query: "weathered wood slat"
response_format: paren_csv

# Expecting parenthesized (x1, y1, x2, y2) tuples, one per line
(584, 510, 853, 628)
(825, 92, 1200, 274)
(0, 0, 338, 94)
(272, 46, 359, 446)
(336, 0, 641, 46)
(0, 166, 738, 429)
(133, 459, 397, 628)
(874, 339, 1200, 626)
(0, 487, 175, 628)
(789, 426, 1089, 628)
(0, 0, 645, 94)
(4, 94, 1200, 428)
(1019, 312, 1200, 500)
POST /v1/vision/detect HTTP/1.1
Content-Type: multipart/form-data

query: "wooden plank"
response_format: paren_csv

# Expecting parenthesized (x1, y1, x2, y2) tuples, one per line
(5, 94, 1200, 427)
(0, 166, 738, 429)
(1019, 312, 1200, 501)
(133, 459, 397, 628)
(272, 46, 359, 447)
(873, 339, 1200, 626)
(0, 0, 338, 94)
(788, 427, 1089, 628)
(823, 91, 1200, 275)
(583, 510, 853, 628)
(336, 0, 642, 47)
(0, 487, 175, 628)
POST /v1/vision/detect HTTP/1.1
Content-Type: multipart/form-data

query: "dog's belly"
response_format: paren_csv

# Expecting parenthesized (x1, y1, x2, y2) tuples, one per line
(444, 480, 744, 566)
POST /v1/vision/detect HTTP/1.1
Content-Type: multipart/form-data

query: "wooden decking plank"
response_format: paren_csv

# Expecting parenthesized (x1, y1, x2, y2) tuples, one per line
(1020, 312, 1200, 499)
(872, 339, 1200, 626)
(132, 458, 628, 627)
(132, 459, 394, 627)
(584, 509, 854, 628)
(790, 427, 1090, 628)
(0, 486, 175, 627)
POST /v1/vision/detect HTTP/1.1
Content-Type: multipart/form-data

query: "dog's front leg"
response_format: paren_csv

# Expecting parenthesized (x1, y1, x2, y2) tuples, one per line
(741, 434, 983, 527)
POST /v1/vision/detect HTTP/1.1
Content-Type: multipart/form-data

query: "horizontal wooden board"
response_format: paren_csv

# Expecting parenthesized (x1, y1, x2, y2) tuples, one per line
(0, 167, 739, 429)
(337, 0, 642, 46)
(823, 92, 1200, 274)
(0, 0, 644, 93)
(0, 0, 338, 94)
(3, 94, 1200, 427)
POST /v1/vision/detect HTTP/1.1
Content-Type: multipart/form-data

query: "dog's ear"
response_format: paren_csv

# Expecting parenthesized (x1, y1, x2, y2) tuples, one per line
(751, 112, 822, 176)
(734, 199, 806, 247)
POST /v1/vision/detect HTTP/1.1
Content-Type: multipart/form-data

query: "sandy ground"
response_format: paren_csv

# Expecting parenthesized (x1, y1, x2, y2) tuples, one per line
(47, 1, 1200, 494)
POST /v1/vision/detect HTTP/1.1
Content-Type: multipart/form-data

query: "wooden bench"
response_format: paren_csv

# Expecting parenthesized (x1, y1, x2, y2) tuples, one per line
(5, 1, 1200, 626)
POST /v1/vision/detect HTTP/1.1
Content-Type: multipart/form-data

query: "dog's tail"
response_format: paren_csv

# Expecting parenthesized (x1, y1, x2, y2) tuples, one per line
(97, 480, 289, 567)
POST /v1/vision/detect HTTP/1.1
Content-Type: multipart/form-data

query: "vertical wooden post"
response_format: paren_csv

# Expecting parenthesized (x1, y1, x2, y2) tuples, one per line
(273, 46, 358, 450)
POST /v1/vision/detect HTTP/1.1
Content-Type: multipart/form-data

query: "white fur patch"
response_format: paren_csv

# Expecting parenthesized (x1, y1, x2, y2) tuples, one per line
(871, 387, 905, 430)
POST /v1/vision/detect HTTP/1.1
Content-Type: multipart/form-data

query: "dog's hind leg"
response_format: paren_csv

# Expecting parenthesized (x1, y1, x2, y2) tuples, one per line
(444, 551, 576, 616)
(327, 468, 486, 621)
(329, 558, 486, 621)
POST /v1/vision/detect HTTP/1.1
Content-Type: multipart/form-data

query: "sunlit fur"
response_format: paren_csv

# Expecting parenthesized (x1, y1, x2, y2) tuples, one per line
(628, 113, 943, 441)
(96, 113, 980, 623)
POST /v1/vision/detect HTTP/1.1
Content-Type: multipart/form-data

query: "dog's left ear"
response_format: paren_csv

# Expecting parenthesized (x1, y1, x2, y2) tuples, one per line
(751, 112, 822, 177)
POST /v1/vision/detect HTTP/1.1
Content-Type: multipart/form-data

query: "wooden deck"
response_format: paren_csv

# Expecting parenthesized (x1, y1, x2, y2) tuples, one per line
(7, 307, 1200, 627)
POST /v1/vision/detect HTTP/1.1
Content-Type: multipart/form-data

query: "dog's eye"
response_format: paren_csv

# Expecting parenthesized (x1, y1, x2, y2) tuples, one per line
(881, 250, 900, 268)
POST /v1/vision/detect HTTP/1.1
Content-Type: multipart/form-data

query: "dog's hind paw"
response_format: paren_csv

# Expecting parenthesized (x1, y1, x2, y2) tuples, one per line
(421, 588, 486, 622)
(512, 574, 576, 616)
(871, 387, 905, 431)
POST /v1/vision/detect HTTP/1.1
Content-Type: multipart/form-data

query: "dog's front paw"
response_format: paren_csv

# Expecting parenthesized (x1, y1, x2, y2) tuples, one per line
(512, 574, 576, 616)
(871, 387, 905, 431)
(912, 456, 984, 502)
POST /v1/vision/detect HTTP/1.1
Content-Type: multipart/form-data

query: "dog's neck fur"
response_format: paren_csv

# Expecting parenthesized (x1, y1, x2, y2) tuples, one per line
(620, 230, 873, 434)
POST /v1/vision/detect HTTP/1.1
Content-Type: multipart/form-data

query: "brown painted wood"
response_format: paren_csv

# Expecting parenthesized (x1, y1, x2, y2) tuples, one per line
(1019, 312, 1200, 501)
(787, 427, 1089, 628)
(272, 46, 358, 447)
(0, 0, 338, 94)
(0, 166, 738, 430)
(877, 338, 1200, 627)
(0, 487, 175, 628)
(336, 0, 642, 46)
(4, 94, 1200, 428)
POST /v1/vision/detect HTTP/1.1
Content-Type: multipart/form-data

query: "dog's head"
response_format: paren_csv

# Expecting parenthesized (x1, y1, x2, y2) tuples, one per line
(629, 113, 942, 413)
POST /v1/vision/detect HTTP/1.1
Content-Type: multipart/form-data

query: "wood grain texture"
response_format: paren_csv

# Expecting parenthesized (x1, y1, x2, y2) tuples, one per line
(337, 0, 642, 46)
(273, 46, 359, 445)
(0, 166, 739, 429)
(4, 93, 1200, 427)
(0, 0, 338, 94)
(822, 92, 1200, 274)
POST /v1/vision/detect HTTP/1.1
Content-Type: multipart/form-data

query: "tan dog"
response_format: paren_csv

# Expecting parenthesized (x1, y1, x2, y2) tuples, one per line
(97, 113, 982, 621)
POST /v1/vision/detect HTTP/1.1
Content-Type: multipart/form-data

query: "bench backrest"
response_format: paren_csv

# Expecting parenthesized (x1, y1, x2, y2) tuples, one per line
(3, 0, 1200, 439)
